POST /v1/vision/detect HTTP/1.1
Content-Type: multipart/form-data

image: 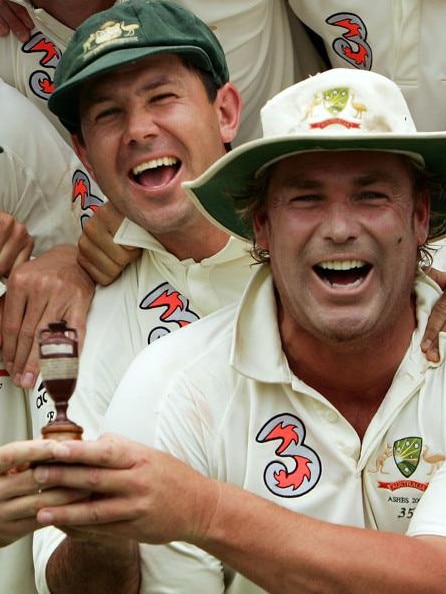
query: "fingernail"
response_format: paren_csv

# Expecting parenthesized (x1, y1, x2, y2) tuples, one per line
(21, 372, 35, 388)
(429, 349, 440, 363)
(52, 443, 71, 457)
(33, 467, 49, 483)
(37, 510, 54, 525)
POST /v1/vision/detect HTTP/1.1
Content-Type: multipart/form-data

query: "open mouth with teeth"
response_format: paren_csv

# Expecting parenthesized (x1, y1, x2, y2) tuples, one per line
(131, 156, 181, 188)
(314, 259, 372, 288)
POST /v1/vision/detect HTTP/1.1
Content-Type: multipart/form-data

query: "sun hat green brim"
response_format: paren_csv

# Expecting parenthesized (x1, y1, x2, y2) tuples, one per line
(184, 133, 446, 242)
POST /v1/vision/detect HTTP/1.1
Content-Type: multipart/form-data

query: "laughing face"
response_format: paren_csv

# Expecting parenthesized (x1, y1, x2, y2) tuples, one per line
(254, 151, 430, 347)
(74, 53, 239, 248)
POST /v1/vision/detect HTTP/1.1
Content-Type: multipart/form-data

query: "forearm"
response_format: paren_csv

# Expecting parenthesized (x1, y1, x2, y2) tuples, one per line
(46, 536, 140, 594)
(196, 482, 446, 594)
(32, 437, 446, 592)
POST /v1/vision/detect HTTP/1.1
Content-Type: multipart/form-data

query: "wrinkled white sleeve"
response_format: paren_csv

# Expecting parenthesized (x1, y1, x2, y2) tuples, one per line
(103, 341, 173, 446)
(98, 343, 221, 590)
(136, 376, 228, 593)
(139, 541, 226, 594)
(0, 78, 107, 250)
(33, 528, 66, 594)
(0, 111, 80, 252)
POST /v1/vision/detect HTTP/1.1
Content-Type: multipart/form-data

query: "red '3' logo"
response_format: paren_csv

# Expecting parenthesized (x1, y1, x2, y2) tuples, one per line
(22, 32, 62, 100)
(327, 13, 372, 70)
(256, 413, 321, 497)
(140, 282, 200, 343)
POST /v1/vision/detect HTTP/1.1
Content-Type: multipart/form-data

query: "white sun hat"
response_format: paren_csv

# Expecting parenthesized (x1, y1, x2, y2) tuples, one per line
(184, 68, 446, 241)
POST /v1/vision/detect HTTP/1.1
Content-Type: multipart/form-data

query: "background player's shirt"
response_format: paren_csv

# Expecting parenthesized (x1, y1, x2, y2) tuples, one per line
(289, 0, 446, 131)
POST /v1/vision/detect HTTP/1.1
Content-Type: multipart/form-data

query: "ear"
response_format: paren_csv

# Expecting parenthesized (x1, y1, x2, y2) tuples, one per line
(214, 82, 242, 145)
(71, 132, 96, 180)
(414, 189, 430, 245)
(253, 208, 270, 251)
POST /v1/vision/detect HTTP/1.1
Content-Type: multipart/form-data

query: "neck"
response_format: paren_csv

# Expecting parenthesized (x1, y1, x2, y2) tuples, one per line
(154, 220, 231, 262)
(281, 302, 417, 439)
(32, 0, 114, 28)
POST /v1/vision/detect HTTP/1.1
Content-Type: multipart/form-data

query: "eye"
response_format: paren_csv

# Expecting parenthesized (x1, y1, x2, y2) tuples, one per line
(90, 105, 121, 124)
(290, 193, 322, 205)
(295, 194, 319, 201)
(149, 92, 177, 104)
(271, 187, 323, 208)
(356, 190, 389, 203)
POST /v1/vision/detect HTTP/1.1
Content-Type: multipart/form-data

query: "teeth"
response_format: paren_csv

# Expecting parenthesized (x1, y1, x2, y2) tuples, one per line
(318, 259, 366, 271)
(330, 278, 363, 289)
(132, 157, 178, 175)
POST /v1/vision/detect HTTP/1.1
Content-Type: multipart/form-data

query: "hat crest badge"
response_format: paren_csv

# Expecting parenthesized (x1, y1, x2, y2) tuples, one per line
(305, 86, 368, 131)
(83, 20, 140, 55)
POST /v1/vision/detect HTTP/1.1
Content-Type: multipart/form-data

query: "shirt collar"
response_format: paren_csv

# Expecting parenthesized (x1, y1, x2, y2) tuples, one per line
(114, 216, 251, 264)
(231, 266, 445, 384)
(231, 264, 291, 383)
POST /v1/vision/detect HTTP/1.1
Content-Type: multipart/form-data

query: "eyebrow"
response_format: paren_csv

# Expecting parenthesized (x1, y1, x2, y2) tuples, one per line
(278, 171, 401, 190)
(83, 75, 175, 108)
(351, 172, 401, 187)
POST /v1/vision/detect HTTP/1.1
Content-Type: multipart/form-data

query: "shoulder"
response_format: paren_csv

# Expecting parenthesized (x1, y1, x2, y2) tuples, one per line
(103, 301, 239, 444)
(82, 263, 142, 351)
(111, 299, 239, 405)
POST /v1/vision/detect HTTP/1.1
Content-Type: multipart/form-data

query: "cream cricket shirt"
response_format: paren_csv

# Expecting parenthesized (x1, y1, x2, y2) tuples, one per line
(0, 0, 77, 143)
(95, 264, 446, 592)
(0, 78, 86, 249)
(33, 219, 253, 593)
(289, 0, 446, 131)
(0, 2, 106, 222)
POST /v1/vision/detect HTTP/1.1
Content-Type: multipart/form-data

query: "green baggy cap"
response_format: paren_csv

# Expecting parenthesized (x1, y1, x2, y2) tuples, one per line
(48, 0, 229, 131)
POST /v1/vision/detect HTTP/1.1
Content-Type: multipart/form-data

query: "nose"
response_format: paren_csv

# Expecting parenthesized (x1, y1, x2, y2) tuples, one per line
(122, 104, 159, 145)
(320, 201, 360, 244)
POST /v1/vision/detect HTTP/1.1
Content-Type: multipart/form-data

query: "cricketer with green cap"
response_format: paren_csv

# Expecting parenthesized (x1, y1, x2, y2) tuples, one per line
(48, 0, 229, 132)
